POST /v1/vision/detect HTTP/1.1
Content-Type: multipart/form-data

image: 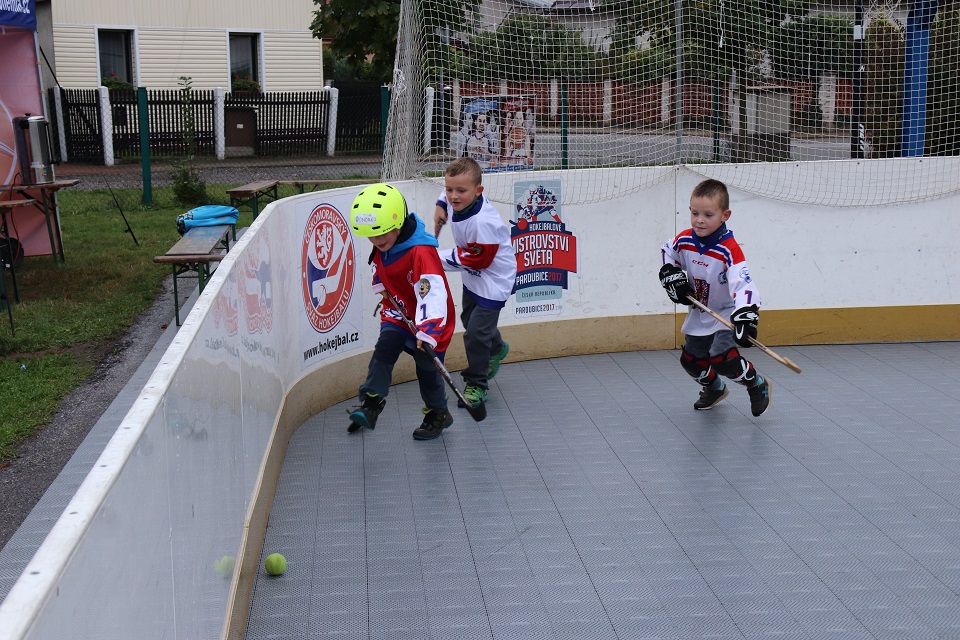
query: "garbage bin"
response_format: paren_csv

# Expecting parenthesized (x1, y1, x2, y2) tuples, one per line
(731, 85, 792, 162)
(225, 106, 257, 157)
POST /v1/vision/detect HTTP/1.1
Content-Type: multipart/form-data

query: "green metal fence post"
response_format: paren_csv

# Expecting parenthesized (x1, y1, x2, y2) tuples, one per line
(381, 84, 390, 149)
(560, 82, 568, 170)
(137, 87, 152, 205)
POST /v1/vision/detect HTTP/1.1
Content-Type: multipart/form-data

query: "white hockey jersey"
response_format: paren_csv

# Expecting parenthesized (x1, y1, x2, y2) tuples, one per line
(437, 191, 517, 308)
(661, 225, 761, 336)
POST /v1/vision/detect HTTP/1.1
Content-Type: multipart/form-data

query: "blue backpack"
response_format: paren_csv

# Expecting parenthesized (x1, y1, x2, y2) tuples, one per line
(177, 205, 240, 236)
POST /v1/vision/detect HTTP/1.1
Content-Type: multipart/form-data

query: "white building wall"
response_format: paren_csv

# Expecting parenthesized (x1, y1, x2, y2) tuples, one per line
(51, 0, 318, 31)
(137, 29, 230, 90)
(50, 25, 100, 88)
(262, 32, 324, 92)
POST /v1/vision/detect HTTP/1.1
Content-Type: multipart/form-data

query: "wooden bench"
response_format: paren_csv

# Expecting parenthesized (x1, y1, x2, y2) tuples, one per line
(154, 225, 232, 326)
(226, 180, 278, 219)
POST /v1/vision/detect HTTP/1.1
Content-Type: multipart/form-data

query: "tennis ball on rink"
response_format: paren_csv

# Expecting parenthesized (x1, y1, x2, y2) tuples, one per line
(214, 555, 236, 577)
(264, 553, 287, 576)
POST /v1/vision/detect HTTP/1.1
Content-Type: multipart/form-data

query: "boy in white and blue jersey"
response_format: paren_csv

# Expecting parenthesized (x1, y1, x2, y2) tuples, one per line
(659, 178, 771, 416)
(434, 158, 516, 411)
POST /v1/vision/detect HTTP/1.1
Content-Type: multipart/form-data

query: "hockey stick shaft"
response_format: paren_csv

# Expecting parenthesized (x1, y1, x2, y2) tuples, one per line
(381, 290, 487, 421)
(686, 297, 802, 374)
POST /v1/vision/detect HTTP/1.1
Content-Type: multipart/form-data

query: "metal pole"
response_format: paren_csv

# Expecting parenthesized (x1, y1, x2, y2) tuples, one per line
(713, 75, 721, 162)
(900, 0, 939, 157)
(560, 83, 569, 169)
(381, 84, 390, 151)
(137, 87, 152, 204)
(851, 0, 866, 158)
(675, 0, 683, 162)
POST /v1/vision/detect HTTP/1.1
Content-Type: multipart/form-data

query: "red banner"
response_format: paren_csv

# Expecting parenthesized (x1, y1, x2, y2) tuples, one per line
(1, 28, 51, 256)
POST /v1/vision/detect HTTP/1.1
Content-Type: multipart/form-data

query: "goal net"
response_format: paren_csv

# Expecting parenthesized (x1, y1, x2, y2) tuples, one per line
(383, 0, 960, 206)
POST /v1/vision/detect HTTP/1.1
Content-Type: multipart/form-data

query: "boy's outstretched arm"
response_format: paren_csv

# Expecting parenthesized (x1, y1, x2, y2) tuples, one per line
(434, 204, 447, 236)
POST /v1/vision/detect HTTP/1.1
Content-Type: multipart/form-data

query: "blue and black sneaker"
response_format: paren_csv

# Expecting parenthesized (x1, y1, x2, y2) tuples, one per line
(747, 377, 772, 417)
(348, 393, 385, 433)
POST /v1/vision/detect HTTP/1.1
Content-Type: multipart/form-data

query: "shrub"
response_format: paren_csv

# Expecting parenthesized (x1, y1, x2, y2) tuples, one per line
(231, 75, 261, 92)
(101, 72, 135, 91)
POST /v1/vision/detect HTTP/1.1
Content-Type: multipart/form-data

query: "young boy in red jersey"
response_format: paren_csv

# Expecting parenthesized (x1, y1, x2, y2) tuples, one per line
(433, 157, 516, 412)
(659, 178, 771, 416)
(348, 183, 457, 440)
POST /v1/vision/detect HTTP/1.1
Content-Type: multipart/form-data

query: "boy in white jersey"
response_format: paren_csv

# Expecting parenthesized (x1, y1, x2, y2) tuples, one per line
(659, 179, 772, 416)
(434, 157, 516, 411)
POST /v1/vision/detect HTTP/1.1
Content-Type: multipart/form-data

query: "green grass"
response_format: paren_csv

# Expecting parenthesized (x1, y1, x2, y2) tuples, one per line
(0, 180, 362, 460)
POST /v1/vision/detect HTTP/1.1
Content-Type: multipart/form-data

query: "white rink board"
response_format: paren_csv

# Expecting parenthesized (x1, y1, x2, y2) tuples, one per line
(1, 159, 958, 638)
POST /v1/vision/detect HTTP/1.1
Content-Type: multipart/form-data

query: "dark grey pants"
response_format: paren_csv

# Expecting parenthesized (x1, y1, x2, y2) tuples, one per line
(684, 331, 737, 391)
(359, 327, 447, 412)
(460, 292, 506, 389)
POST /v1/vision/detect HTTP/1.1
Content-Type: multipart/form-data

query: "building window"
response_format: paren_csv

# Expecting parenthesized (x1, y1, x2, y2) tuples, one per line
(98, 30, 133, 86)
(229, 33, 260, 83)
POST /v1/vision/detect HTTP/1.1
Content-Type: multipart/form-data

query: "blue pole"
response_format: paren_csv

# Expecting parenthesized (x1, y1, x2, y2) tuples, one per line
(901, 0, 938, 156)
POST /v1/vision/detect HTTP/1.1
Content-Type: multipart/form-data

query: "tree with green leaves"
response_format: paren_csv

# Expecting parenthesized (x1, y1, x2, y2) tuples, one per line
(865, 11, 903, 157)
(312, 0, 481, 83)
(926, 7, 960, 155)
(311, 0, 400, 82)
(447, 14, 602, 83)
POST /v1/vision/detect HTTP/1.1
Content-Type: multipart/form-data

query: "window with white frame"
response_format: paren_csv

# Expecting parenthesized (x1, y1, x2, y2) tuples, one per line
(98, 29, 134, 86)
(229, 33, 260, 89)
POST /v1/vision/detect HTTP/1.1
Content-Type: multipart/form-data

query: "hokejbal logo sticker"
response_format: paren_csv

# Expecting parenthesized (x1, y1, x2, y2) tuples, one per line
(511, 181, 578, 317)
(302, 204, 355, 332)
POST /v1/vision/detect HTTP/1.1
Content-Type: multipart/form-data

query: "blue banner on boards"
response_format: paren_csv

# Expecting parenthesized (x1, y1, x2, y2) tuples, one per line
(0, 0, 36, 30)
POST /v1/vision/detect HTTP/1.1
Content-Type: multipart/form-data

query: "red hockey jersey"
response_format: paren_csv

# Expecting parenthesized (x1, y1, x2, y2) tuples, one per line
(371, 215, 455, 351)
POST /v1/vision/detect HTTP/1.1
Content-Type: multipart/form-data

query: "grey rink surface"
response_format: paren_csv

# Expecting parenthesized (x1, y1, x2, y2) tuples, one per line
(247, 342, 960, 640)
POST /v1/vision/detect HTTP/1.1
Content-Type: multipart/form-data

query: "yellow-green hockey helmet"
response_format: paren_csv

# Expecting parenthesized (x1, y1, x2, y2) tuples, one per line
(349, 183, 407, 237)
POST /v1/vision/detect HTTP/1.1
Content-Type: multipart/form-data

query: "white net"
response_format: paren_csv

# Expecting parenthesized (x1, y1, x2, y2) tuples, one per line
(383, 0, 960, 206)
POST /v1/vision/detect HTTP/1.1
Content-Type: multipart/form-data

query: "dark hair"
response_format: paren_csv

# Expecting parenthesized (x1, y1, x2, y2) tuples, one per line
(691, 179, 729, 211)
(445, 157, 483, 185)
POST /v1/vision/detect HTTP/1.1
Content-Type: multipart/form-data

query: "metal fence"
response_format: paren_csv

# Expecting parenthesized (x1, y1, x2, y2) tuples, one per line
(110, 89, 217, 159)
(333, 81, 384, 155)
(225, 91, 330, 157)
(48, 85, 384, 164)
(56, 89, 103, 162)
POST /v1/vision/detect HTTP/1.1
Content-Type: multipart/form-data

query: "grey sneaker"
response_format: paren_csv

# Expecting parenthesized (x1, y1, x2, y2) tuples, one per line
(694, 384, 729, 411)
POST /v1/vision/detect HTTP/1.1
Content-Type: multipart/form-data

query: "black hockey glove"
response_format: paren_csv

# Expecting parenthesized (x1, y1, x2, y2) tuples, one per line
(731, 304, 759, 348)
(659, 264, 695, 305)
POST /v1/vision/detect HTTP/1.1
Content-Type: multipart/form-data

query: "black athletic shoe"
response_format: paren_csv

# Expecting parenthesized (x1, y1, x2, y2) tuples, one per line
(347, 394, 385, 432)
(694, 384, 729, 410)
(748, 377, 772, 417)
(412, 408, 453, 440)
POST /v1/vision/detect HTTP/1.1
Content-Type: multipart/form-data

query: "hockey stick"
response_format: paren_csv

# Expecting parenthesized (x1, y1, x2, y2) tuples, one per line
(381, 289, 487, 422)
(686, 297, 802, 374)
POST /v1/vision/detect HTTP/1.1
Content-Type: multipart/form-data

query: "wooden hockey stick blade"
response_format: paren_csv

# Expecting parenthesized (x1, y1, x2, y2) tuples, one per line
(382, 290, 487, 421)
(686, 297, 802, 374)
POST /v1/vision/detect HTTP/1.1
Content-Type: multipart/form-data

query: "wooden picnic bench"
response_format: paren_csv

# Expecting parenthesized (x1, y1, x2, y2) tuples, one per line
(153, 224, 233, 326)
(226, 180, 278, 218)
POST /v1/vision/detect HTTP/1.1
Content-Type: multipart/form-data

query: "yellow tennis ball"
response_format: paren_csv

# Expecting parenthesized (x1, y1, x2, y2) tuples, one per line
(214, 555, 236, 577)
(264, 553, 286, 576)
